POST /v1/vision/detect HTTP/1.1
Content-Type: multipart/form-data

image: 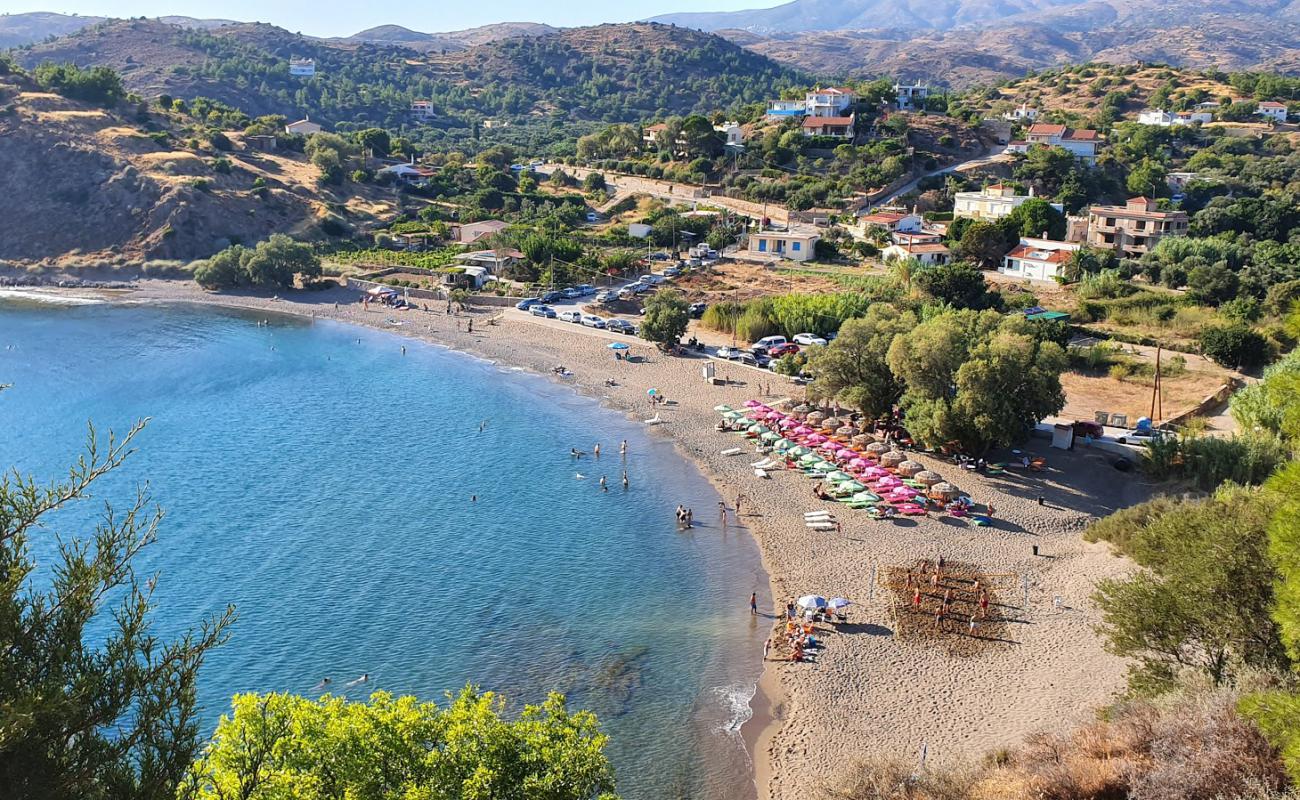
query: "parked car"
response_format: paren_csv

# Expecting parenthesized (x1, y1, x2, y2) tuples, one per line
(648, 252, 670, 261)
(754, 335, 789, 350)
(642, 274, 665, 285)
(529, 305, 556, 318)
(577, 284, 596, 295)
(581, 315, 607, 329)
(595, 290, 615, 303)
(606, 319, 637, 335)
(558, 310, 583, 323)
(562, 287, 582, 298)
(540, 291, 564, 303)
(632, 283, 654, 295)
(515, 297, 540, 311)
(769, 342, 801, 358)
(688, 302, 708, 319)
(717, 347, 768, 367)
(793, 333, 828, 346)
(662, 266, 682, 277)
(717, 346, 745, 359)
(1118, 427, 1167, 446)
(586, 212, 600, 223)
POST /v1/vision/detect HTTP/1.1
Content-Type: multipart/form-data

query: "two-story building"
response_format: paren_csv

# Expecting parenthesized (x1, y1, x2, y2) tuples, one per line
(410, 101, 436, 122)
(715, 121, 744, 147)
(859, 210, 923, 234)
(999, 237, 1081, 282)
(765, 100, 806, 118)
(1137, 109, 1213, 126)
(952, 184, 1062, 221)
(1026, 123, 1100, 164)
(881, 241, 950, 265)
(289, 58, 316, 77)
(747, 229, 820, 262)
(894, 83, 930, 111)
(1086, 197, 1188, 256)
(1257, 101, 1290, 123)
(805, 87, 856, 117)
(1002, 103, 1039, 122)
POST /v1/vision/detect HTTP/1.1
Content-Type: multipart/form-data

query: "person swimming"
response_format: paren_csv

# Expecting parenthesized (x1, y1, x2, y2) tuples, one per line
(344, 673, 370, 688)
(576, 473, 586, 479)
(312, 677, 332, 692)
(599, 476, 608, 492)
(570, 448, 585, 458)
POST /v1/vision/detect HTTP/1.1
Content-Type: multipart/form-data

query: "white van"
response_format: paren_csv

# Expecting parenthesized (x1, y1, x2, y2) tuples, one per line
(754, 335, 788, 350)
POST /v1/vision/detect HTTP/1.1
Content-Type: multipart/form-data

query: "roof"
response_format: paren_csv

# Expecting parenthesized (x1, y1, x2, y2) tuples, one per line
(812, 87, 854, 96)
(645, 123, 668, 132)
(900, 243, 950, 255)
(861, 212, 907, 224)
(752, 229, 819, 240)
(455, 248, 524, 260)
(1064, 128, 1099, 141)
(1007, 244, 1071, 264)
(461, 220, 509, 232)
(1026, 311, 1070, 322)
(1088, 200, 1186, 220)
(1259, 101, 1287, 108)
(1027, 123, 1067, 136)
(802, 115, 854, 127)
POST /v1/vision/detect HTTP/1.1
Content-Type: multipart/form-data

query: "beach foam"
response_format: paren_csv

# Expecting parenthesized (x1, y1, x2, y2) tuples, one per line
(715, 681, 757, 734)
(0, 288, 104, 306)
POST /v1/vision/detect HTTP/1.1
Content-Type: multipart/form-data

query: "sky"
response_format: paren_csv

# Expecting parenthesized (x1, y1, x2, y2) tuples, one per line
(3, 0, 778, 37)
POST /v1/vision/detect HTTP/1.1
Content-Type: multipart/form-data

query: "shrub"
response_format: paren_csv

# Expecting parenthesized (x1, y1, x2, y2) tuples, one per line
(1201, 324, 1272, 369)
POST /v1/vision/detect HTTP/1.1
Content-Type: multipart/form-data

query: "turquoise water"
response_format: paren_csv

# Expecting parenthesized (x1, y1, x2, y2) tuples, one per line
(0, 298, 770, 798)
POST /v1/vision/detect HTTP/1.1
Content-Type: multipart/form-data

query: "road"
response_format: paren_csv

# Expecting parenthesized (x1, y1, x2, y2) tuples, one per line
(538, 163, 789, 225)
(871, 146, 1013, 207)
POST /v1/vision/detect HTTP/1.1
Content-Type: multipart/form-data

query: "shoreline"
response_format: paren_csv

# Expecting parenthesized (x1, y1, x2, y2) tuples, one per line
(5, 279, 1147, 798)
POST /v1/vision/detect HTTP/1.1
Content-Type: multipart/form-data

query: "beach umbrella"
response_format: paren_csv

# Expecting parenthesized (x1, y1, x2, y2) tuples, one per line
(648, 388, 658, 397)
(794, 403, 812, 414)
(797, 595, 828, 610)
(865, 442, 890, 455)
(823, 417, 842, 430)
(607, 342, 630, 351)
(827, 471, 853, 483)
(851, 433, 875, 448)
(760, 432, 780, 442)
(807, 411, 826, 425)
(896, 459, 924, 476)
(743, 399, 761, 407)
(837, 480, 865, 492)
(828, 597, 851, 610)
(806, 433, 828, 444)
(852, 491, 881, 502)
(915, 470, 943, 486)
(779, 418, 798, 429)
(835, 425, 856, 438)
(775, 438, 794, 450)
(714, 404, 733, 413)
(880, 451, 906, 467)
(787, 446, 811, 458)
(723, 411, 744, 420)
(814, 461, 836, 473)
(849, 458, 869, 470)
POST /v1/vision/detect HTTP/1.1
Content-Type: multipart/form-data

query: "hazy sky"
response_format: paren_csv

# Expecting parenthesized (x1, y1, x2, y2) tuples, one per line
(4, 1, 777, 36)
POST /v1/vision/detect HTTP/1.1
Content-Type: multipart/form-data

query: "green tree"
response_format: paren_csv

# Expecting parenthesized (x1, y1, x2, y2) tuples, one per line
(1091, 485, 1285, 695)
(957, 220, 1016, 270)
(1200, 324, 1272, 369)
(1126, 158, 1170, 198)
(1005, 197, 1066, 240)
(0, 421, 233, 798)
(678, 115, 722, 158)
(912, 261, 1002, 310)
(639, 290, 689, 348)
(582, 172, 607, 193)
(1231, 351, 1300, 443)
(194, 245, 247, 289)
(1186, 262, 1240, 306)
(353, 127, 391, 157)
(807, 306, 917, 417)
(32, 62, 125, 106)
(178, 687, 617, 800)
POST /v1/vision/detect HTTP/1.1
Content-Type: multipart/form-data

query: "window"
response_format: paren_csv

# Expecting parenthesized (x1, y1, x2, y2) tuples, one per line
(757, 239, 767, 252)
(1105, 217, 1115, 227)
(792, 242, 801, 251)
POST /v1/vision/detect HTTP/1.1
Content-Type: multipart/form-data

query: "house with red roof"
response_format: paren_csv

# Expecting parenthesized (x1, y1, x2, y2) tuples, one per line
(802, 114, 855, 139)
(1000, 237, 1081, 282)
(1257, 101, 1290, 123)
(1026, 123, 1101, 164)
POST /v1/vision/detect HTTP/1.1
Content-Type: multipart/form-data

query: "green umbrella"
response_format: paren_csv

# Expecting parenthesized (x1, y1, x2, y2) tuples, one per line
(814, 461, 836, 473)
(760, 431, 780, 442)
(723, 411, 744, 420)
(838, 480, 866, 493)
(826, 471, 852, 483)
(714, 405, 733, 413)
(788, 446, 811, 457)
(774, 438, 794, 450)
(748, 424, 767, 434)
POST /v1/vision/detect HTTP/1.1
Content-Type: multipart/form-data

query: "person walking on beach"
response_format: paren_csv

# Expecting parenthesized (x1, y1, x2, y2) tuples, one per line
(750, 592, 757, 615)
(719, 501, 728, 529)
(763, 637, 772, 661)
(979, 590, 990, 619)
(735, 494, 744, 517)
(685, 508, 694, 528)
(467, 319, 473, 333)
(912, 588, 922, 609)
(968, 614, 977, 635)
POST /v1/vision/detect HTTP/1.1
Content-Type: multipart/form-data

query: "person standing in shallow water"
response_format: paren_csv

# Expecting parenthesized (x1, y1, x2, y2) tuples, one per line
(750, 592, 757, 615)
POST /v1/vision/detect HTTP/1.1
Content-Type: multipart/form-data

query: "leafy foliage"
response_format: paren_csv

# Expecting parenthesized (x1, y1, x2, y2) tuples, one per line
(807, 306, 917, 417)
(194, 235, 321, 290)
(0, 422, 233, 798)
(639, 290, 689, 347)
(179, 687, 617, 800)
(32, 61, 125, 106)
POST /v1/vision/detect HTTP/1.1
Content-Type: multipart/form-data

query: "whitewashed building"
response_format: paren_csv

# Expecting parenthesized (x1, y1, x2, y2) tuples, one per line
(1000, 237, 1081, 282)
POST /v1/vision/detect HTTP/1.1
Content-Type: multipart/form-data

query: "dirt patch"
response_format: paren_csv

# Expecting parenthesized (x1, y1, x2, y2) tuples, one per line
(1060, 365, 1227, 424)
(884, 560, 1020, 656)
(673, 262, 843, 304)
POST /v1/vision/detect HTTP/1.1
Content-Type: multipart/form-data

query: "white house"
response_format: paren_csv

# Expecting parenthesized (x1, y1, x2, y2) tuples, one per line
(1167, 171, 1198, 194)
(379, 163, 436, 183)
(1026, 123, 1100, 164)
(859, 210, 923, 234)
(714, 121, 744, 147)
(410, 100, 436, 122)
(457, 220, 510, 245)
(806, 87, 856, 117)
(1002, 103, 1039, 122)
(1000, 237, 1081, 282)
(882, 241, 950, 265)
(894, 83, 930, 111)
(444, 265, 491, 289)
(765, 100, 806, 118)
(285, 117, 322, 136)
(1257, 101, 1289, 123)
(747, 229, 819, 262)
(289, 58, 315, 77)
(454, 249, 523, 272)
(953, 184, 1062, 221)
(1137, 109, 1212, 126)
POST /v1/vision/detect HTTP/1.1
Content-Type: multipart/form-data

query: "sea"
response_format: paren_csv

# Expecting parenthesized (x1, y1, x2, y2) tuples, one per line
(0, 295, 771, 799)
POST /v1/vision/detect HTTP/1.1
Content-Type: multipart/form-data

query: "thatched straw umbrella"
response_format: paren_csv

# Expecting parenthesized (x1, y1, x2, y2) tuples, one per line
(865, 442, 890, 456)
(880, 450, 906, 468)
(928, 481, 958, 500)
(822, 416, 842, 430)
(896, 460, 924, 477)
(914, 470, 943, 486)
(835, 425, 857, 439)
(807, 411, 826, 426)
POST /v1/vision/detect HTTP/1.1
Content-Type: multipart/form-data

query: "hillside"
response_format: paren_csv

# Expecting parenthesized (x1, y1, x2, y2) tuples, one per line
(0, 12, 236, 48)
(649, 0, 1075, 34)
(0, 69, 403, 266)
(343, 22, 559, 52)
(10, 20, 802, 143)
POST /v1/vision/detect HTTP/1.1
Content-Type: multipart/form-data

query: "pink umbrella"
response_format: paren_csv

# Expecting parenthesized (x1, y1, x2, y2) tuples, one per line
(779, 419, 799, 429)
(764, 410, 785, 420)
(806, 434, 828, 444)
(793, 426, 814, 435)
(754, 404, 773, 413)
(743, 400, 762, 408)
(862, 466, 888, 478)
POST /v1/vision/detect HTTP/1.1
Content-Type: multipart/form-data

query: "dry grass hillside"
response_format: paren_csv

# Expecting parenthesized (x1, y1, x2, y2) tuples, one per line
(971, 64, 1246, 116)
(0, 74, 405, 266)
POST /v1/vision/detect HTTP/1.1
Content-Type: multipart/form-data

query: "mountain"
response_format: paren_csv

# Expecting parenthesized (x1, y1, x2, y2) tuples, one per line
(0, 11, 236, 48)
(648, 0, 1085, 34)
(344, 22, 559, 52)
(10, 20, 800, 137)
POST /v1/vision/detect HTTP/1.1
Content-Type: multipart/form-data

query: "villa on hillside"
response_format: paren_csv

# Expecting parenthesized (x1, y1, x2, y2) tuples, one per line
(410, 101, 437, 122)
(765, 100, 806, 117)
(715, 121, 744, 147)
(802, 114, 855, 138)
(953, 184, 1062, 221)
(456, 220, 510, 245)
(747, 229, 820, 262)
(1137, 109, 1213, 127)
(289, 58, 316, 77)
(894, 83, 930, 111)
(1002, 103, 1039, 122)
(1086, 197, 1188, 256)
(454, 249, 523, 272)
(1000, 237, 1081, 282)
(859, 210, 923, 234)
(1257, 101, 1290, 123)
(379, 163, 436, 184)
(1026, 123, 1100, 164)
(882, 241, 950, 265)
(285, 117, 322, 136)
(806, 87, 856, 117)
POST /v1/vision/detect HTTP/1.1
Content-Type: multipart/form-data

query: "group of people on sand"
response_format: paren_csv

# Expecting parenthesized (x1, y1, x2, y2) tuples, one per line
(906, 557, 992, 634)
(675, 505, 695, 528)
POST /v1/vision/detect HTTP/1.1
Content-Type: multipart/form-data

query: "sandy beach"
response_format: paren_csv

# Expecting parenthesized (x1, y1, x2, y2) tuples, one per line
(24, 280, 1145, 798)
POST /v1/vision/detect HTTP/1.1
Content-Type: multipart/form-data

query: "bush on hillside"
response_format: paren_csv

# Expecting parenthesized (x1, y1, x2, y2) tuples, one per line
(1201, 324, 1272, 369)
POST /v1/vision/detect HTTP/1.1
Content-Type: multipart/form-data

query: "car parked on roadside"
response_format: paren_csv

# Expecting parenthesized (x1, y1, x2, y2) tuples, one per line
(717, 347, 769, 368)
(561, 287, 582, 298)
(754, 335, 788, 350)
(540, 291, 564, 303)
(606, 319, 637, 335)
(515, 297, 540, 311)
(558, 310, 583, 323)
(595, 290, 615, 303)
(688, 302, 707, 319)
(642, 274, 665, 285)
(581, 314, 607, 329)
(662, 266, 681, 277)
(769, 342, 801, 358)
(529, 305, 556, 318)
(577, 284, 596, 295)
(793, 333, 828, 346)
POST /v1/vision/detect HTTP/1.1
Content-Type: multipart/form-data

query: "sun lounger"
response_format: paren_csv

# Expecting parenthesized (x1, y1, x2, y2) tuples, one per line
(806, 522, 836, 531)
(720, 447, 743, 456)
(754, 468, 769, 478)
